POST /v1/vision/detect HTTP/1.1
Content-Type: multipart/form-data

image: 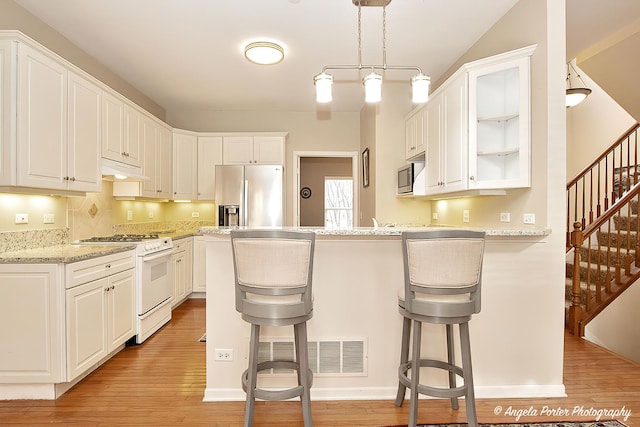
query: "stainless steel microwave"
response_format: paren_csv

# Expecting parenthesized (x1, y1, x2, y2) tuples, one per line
(397, 164, 415, 194)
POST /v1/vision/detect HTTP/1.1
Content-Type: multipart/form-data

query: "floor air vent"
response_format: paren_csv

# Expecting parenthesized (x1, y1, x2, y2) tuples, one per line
(257, 339, 367, 376)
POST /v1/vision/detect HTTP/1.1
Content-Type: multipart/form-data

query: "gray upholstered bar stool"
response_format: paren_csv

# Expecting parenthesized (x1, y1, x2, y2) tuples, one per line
(395, 229, 485, 427)
(230, 230, 316, 427)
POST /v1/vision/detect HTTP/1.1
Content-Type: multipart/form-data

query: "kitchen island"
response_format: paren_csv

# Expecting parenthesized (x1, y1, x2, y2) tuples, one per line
(201, 226, 566, 402)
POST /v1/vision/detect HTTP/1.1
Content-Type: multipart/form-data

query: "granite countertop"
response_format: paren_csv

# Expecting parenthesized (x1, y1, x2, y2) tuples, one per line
(199, 225, 551, 238)
(0, 244, 135, 264)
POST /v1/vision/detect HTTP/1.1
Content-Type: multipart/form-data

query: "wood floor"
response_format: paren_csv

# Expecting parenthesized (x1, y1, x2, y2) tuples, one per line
(0, 298, 639, 426)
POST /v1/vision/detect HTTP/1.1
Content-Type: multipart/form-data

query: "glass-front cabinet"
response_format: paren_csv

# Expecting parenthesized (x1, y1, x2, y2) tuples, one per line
(468, 49, 532, 190)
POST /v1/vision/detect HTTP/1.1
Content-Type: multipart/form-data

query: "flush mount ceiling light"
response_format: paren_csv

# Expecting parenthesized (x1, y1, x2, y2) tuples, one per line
(244, 41, 284, 65)
(566, 61, 591, 108)
(313, 0, 430, 105)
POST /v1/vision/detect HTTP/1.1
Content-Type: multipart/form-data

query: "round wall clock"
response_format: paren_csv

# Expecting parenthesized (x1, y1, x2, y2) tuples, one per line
(300, 187, 312, 199)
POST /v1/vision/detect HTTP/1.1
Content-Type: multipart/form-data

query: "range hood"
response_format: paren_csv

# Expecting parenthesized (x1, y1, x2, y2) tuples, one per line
(101, 158, 149, 181)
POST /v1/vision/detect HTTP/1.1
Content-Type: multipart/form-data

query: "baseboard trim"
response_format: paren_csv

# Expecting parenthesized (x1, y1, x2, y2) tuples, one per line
(202, 384, 567, 402)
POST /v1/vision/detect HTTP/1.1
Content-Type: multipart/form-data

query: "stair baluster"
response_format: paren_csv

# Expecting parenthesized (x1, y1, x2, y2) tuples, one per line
(569, 222, 583, 335)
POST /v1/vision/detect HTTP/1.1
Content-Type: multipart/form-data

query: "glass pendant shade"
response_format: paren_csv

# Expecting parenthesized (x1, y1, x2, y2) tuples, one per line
(411, 73, 430, 103)
(363, 72, 382, 103)
(314, 72, 334, 103)
(566, 87, 591, 108)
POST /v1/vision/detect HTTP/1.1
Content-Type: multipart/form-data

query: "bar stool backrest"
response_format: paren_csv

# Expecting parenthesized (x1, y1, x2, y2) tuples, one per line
(231, 230, 316, 324)
(402, 229, 485, 320)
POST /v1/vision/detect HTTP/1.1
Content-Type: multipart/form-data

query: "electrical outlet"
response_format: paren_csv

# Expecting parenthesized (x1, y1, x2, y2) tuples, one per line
(500, 212, 510, 223)
(127, 210, 133, 221)
(148, 211, 154, 219)
(15, 213, 28, 224)
(214, 349, 233, 361)
(192, 212, 200, 218)
(524, 213, 536, 224)
(463, 210, 470, 223)
(43, 213, 55, 224)
(432, 212, 438, 220)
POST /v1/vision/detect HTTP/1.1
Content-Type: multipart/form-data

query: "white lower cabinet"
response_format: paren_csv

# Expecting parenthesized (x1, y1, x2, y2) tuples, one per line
(192, 236, 206, 293)
(65, 254, 135, 382)
(172, 237, 193, 308)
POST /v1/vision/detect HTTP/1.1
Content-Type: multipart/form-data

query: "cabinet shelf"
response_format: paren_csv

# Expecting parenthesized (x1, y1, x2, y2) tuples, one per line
(477, 112, 519, 123)
(477, 148, 520, 157)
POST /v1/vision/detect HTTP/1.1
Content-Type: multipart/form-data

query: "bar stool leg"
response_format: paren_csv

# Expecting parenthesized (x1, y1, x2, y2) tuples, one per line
(244, 323, 260, 427)
(445, 324, 459, 410)
(295, 322, 313, 427)
(460, 322, 478, 427)
(395, 316, 411, 407)
(409, 319, 422, 427)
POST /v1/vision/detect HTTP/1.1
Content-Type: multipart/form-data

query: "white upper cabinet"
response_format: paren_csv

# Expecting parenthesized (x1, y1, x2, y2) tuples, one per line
(15, 43, 102, 193)
(197, 135, 223, 200)
(172, 130, 198, 200)
(102, 91, 142, 167)
(16, 43, 68, 190)
(405, 107, 426, 160)
(67, 71, 101, 192)
(0, 40, 16, 186)
(407, 45, 535, 198)
(141, 116, 172, 198)
(468, 50, 532, 190)
(223, 135, 285, 165)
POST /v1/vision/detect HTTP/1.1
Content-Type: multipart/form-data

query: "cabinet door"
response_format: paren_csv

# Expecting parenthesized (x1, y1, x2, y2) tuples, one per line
(107, 269, 135, 350)
(157, 125, 173, 198)
(442, 74, 468, 193)
(0, 264, 62, 383)
(197, 136, 223, 200)
(184, 239, 193, 295)
(172, 131, 197, 200)
(425, 94, 442, 194)
(141, 115, 158, 197)
(253, 136, 284, 165)
(123, 104, 142, 167)
(17, 44, 68, 190)
(68, 72, 101, 192)
(172, 250, 186, 308)
(192, 236, 206, 293)
(405, 115, 416, 160)
(405, 109, 425, 160)
(222, 136, 253, 164)
(66, 278, 108, 382)
(0, 40, 16, 185)
(101, 91, 125, 163)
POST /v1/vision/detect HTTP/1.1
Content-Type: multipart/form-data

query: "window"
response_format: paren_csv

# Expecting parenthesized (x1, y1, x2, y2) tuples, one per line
(324, 178, 353, 229)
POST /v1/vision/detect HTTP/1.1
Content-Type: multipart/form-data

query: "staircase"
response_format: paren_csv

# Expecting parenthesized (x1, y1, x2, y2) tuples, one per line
(566, 123, 640, 336)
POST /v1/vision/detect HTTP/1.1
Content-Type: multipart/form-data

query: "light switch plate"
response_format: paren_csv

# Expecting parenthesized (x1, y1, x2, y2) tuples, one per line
(192, 212, 200, 218)
(43, 213, 55, 224)
(524, 213, 536, 224)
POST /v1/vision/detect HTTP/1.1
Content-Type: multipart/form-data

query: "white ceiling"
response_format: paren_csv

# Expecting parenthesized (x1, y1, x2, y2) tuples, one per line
(13, 0, 640, 114)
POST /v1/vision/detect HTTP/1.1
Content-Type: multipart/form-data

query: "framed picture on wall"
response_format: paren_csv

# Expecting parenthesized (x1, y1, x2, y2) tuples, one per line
(362, 148, 370, 188)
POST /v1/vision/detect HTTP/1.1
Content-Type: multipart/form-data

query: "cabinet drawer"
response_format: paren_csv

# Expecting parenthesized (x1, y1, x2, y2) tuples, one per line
(65, 251, 135, 289)
(172, 237, 192, 254)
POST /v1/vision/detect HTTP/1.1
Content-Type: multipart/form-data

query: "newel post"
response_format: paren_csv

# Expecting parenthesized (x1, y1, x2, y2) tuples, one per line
(568, 222, 584, 335)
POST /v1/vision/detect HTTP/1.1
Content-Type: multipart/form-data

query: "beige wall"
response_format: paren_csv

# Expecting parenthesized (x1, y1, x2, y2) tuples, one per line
(566, 64, 636, 178)
(430, 0, 555, 228)
(0, 0, 164, 119)
(0, 193, 67, 232)
(299, 157, 352, 226)
(166, 110, 360, 226)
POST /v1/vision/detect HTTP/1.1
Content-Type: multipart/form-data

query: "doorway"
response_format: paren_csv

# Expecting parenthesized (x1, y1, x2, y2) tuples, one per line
(293, 151, 359, 227)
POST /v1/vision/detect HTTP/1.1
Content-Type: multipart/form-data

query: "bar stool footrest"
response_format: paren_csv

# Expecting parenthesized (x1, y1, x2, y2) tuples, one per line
(398, 358, 467, 399)
(242, 360, 314, 401)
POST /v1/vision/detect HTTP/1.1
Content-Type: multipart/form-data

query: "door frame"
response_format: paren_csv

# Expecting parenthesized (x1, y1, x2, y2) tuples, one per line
(292, 151, 360, 227)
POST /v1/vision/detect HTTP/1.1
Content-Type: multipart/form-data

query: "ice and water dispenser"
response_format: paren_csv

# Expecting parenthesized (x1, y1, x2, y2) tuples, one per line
(218, 205, 240, 227)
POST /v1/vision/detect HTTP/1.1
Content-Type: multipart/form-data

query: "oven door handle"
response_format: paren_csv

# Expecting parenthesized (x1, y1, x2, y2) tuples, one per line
(141, 248, 173, 262)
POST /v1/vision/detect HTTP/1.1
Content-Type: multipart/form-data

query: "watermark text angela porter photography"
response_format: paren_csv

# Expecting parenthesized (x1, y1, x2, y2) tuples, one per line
(493, 404, 632, 422)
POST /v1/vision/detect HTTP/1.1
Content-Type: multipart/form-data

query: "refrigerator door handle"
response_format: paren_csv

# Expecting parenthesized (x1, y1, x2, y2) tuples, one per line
(243, 179, 248, 227)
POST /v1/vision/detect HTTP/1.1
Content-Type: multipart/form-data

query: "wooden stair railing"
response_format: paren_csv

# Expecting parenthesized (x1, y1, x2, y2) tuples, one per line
(568, 181, 640, 336)
(567, 123, 640, 250)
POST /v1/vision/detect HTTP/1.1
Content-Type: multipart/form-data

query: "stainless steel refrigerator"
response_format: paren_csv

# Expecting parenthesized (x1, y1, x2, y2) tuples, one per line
(215, 164, 284, 227)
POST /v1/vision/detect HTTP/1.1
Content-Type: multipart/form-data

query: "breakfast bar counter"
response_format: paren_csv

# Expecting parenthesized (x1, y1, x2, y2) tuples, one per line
(200, 226, 565, 402)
